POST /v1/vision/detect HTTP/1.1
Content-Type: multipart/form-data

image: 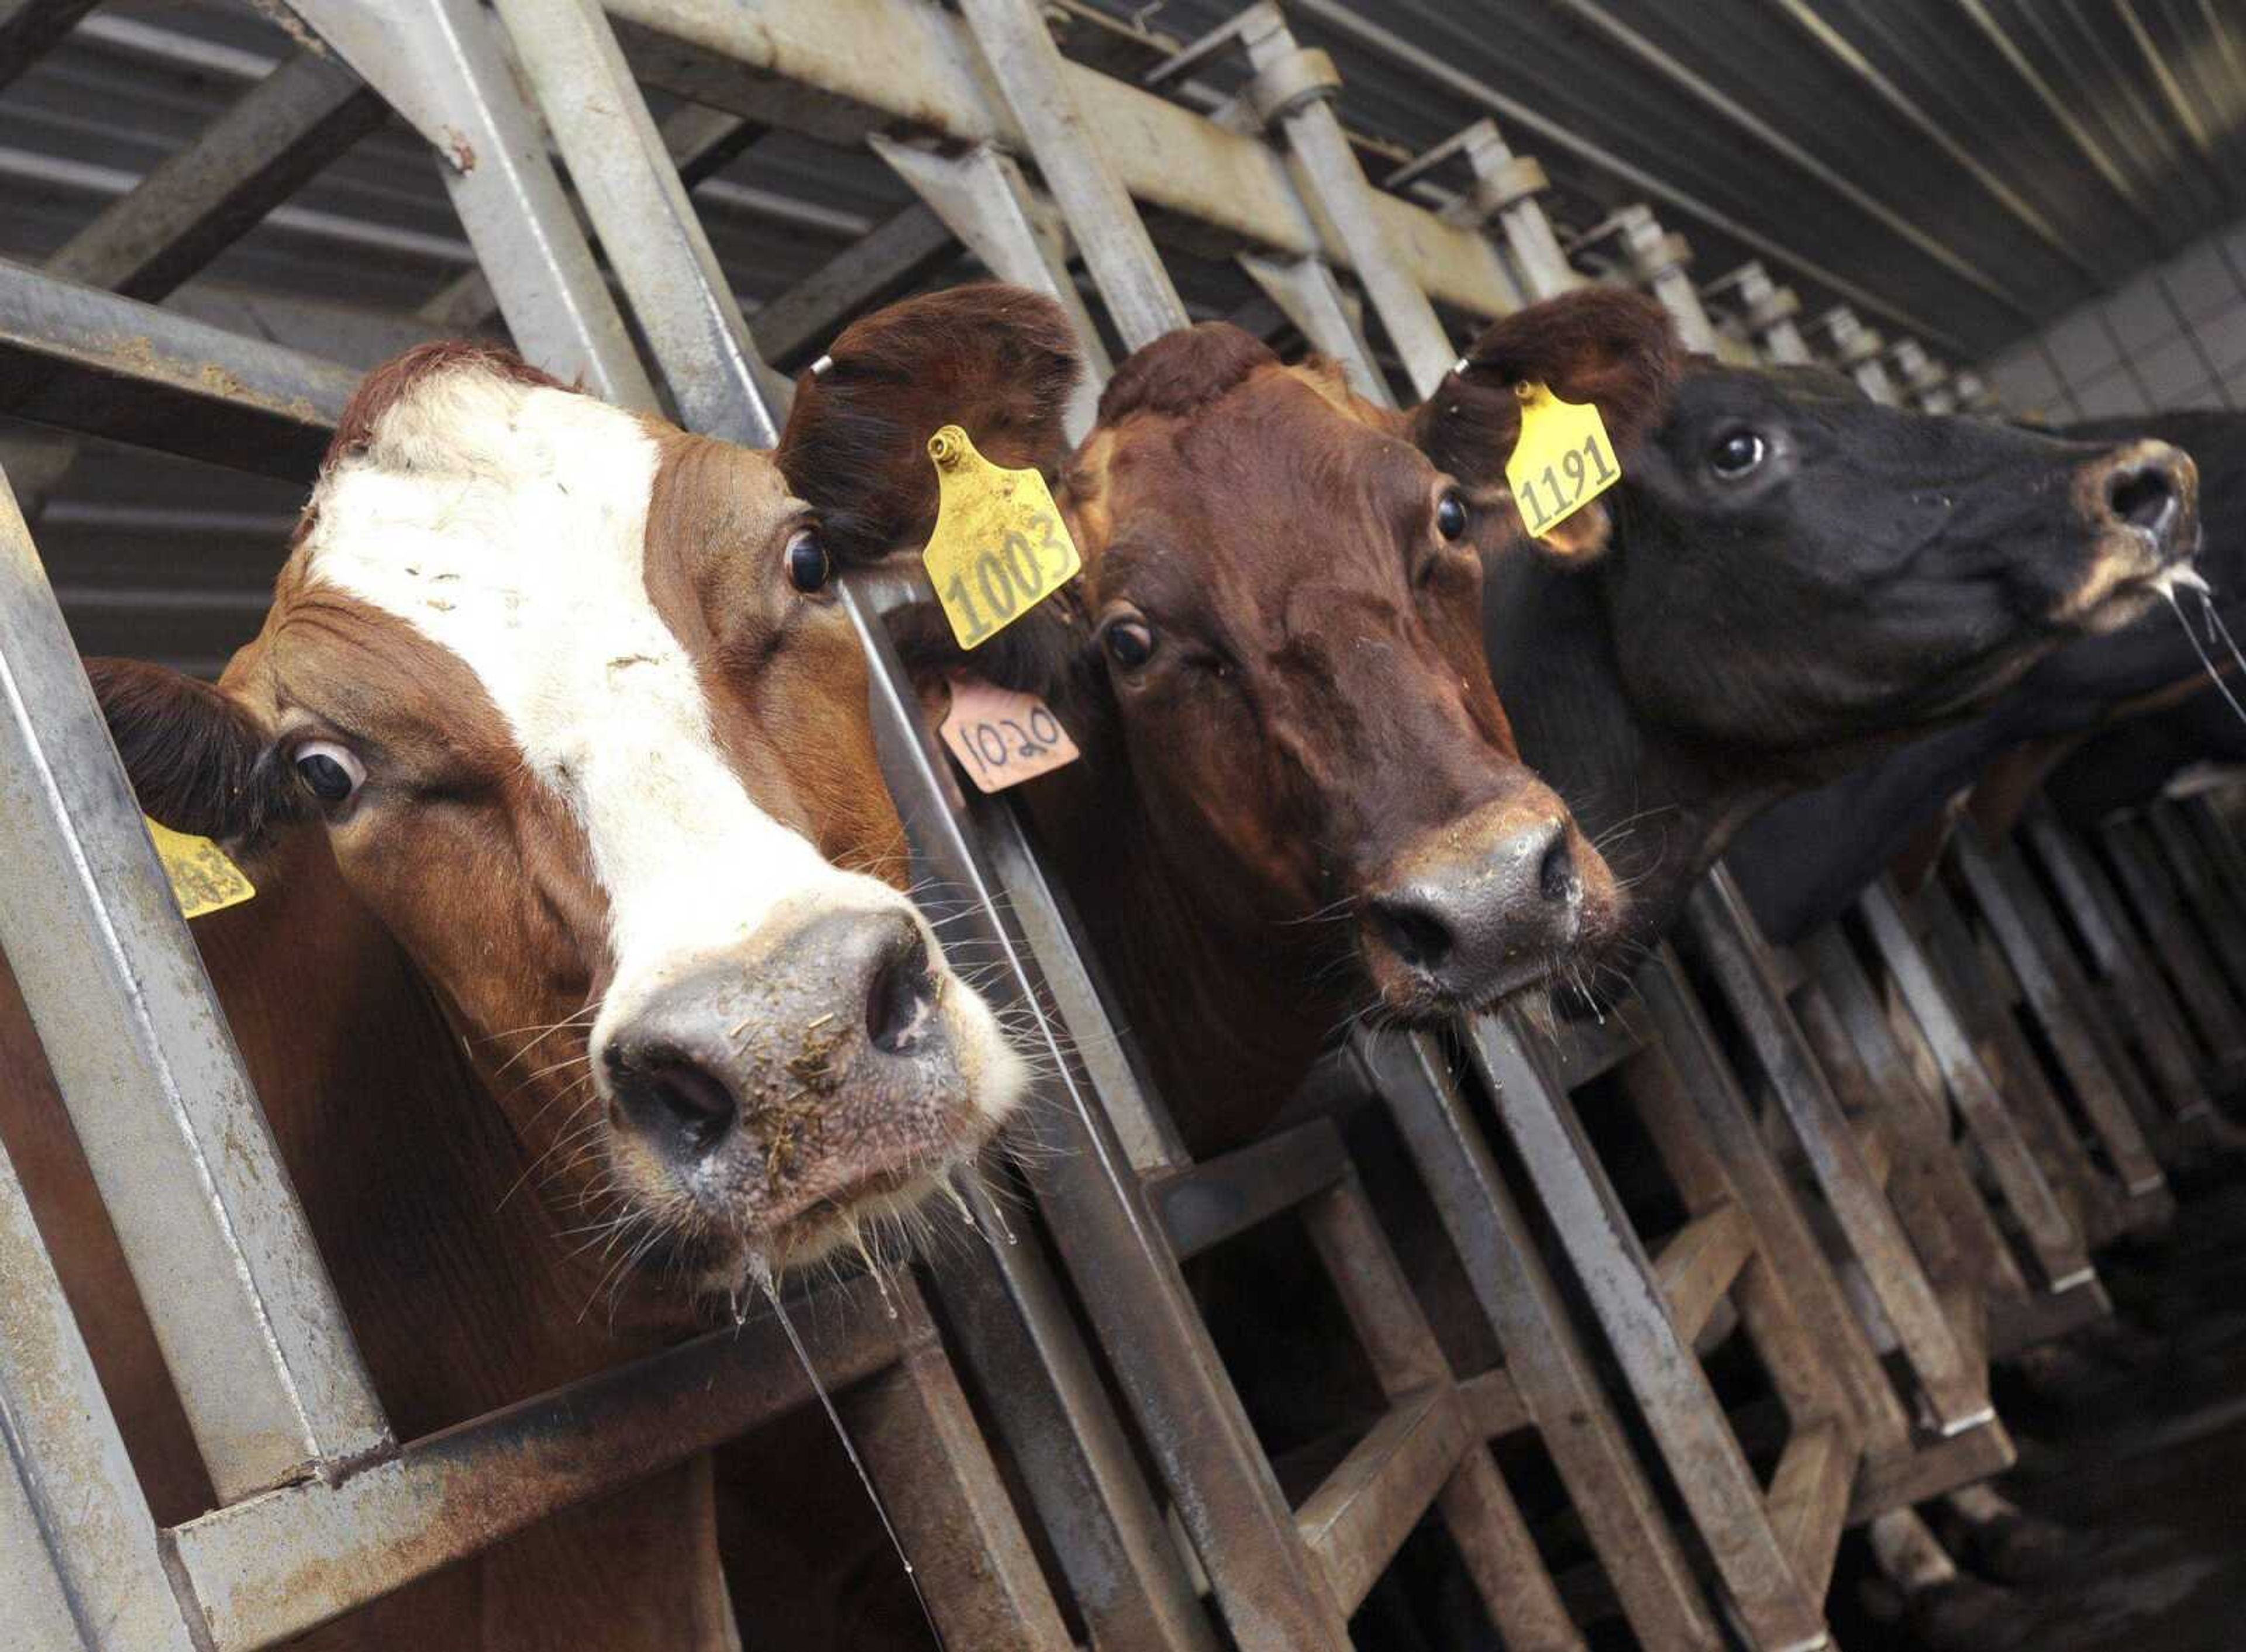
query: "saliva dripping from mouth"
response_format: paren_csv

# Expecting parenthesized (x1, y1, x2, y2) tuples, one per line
(746, 1256, 948, 1652)
(2152, 567, 2246, 730)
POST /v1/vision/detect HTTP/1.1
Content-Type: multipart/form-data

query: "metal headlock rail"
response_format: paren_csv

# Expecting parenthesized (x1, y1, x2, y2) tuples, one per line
(0, 1, 2147, 1649)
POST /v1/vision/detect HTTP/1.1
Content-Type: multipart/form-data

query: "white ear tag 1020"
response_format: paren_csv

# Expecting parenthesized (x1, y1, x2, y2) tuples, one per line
(922, 425, 1083, 650)
(144, 816, 255, 919)
(1504, 381, 1621, 539)
(939, 673, 1080, 793)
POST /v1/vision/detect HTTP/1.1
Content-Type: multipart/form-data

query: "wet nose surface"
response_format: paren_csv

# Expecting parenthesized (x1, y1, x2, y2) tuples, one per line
(2087, 440, 2198, 561)
(604, 908, 942, 1166)
(1365, 813, 1584, 1002)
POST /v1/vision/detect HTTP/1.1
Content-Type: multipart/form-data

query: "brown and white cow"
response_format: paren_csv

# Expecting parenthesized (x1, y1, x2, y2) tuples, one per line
(778, 285, 1662, 1155)
(0, 340, 1026, 1646)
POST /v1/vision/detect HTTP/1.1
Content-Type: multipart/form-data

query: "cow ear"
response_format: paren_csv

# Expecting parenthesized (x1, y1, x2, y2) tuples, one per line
(83, 659, 297, 850)
(776, 284, 1084, 568)
(1410, 288, 1677, 567)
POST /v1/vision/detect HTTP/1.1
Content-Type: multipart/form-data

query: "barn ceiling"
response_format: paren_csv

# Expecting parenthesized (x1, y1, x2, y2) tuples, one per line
(0, 0, 2238, 672)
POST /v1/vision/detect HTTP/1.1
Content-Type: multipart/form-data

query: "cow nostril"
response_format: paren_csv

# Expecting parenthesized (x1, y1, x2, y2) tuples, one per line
(866, 928, 939, 1056)
(1538, 831, 1578, 905)
(1366, 896, 1455, 972)
(2107, 464, 2178, 539)
(622, 1056, 738, 1156)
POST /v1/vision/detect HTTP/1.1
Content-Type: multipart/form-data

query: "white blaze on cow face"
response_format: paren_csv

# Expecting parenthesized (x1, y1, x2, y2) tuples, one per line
(299, 364, 1025, 1272)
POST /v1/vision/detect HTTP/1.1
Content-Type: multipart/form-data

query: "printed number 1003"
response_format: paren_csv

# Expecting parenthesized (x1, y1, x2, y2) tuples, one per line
(944, 515, 1070, 646)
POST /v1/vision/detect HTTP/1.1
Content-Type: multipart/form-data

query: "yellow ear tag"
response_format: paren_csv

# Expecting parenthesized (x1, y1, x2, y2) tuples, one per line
(144, 816, 254, 919)
(1504, 381, 1621, 539)
(922, 424, 1082, 650)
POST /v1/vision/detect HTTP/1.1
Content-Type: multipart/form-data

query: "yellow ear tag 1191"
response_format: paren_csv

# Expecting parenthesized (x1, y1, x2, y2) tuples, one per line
(1504, 381, 1621, 539)
(144, 816, 254, 919)
(922, 424, 1082, 650)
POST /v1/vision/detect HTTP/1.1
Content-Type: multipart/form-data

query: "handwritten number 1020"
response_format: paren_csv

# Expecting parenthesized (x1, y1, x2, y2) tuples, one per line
(1517, 434, 1617, 534)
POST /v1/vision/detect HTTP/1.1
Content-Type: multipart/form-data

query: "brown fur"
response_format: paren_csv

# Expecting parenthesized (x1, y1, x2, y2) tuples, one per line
(783, 287, 1676, 1151)
(2, 339, 953, 1648)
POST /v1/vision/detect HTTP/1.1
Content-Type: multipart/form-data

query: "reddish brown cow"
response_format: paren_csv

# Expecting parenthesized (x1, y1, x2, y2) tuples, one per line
(0, 339, 1026, 1647)
(778, 285, 1676, 1153)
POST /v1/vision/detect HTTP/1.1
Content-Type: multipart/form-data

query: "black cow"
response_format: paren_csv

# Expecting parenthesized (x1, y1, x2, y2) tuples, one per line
(1425, 308, 2202, 956)
(1734, 407, 2243, 944)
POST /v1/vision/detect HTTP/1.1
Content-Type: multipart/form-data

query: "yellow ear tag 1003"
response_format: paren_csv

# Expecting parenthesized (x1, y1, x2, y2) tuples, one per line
(922, 424, 1082, 650)
(144, 816, 254, 919)
(1504, 381, 1621, 539)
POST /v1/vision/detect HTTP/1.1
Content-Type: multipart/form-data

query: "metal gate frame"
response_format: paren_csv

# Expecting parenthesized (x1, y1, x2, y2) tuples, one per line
(0, 2, 2025, 1648)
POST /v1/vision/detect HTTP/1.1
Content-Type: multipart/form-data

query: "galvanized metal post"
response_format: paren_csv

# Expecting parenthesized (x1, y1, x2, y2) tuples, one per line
(1814, 306, 1901, 405)
(281, 0, 659, 409)
(0, 456, 390, 1503)
(1705, 262, 1814, 364)
(1393, 119, 1578, 302)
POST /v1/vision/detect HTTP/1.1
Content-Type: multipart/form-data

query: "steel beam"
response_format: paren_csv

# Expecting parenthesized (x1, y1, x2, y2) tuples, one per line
(0, 262, 357, 477)
(0, 0, 96, 91)
(491, 0, 778, 443)
(285, 0, 659, 410)
(46, 50, 388, 302)
(603, 0, 1520, 323)
(747, 203, 957, 370)
(956, 0, 1190, 351)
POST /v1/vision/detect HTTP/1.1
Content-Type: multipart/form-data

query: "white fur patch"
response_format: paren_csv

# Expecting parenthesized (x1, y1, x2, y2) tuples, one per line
(302, 368, 906, 1044)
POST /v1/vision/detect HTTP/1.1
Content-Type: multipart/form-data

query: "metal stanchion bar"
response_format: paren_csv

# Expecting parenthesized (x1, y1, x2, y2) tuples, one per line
(956, 0, 1191, 351)
(1393, 120, 1579, 302)
(1949, 832, 2171, 1201)
(493, 0, 780, 443)
(45, 49, 387, 301)
(2147, 799, 2246, 999)
(2100, 815, 2246, 1072)
(0, 263, 357, 477)
(746, 203, 957, 369)
(2022, 805, 2214, 1125)
(0, 1132, 200, 1652)
(0, 460, 390, 1503)
(284, 0, 659, 409)
(1687, 870, 1994, 1435)
(0, 0, 97, 91)
(1350, 1030, 1728, 1651)
(602, 0, 1519, 322)
(167, 1274, 909, 1650)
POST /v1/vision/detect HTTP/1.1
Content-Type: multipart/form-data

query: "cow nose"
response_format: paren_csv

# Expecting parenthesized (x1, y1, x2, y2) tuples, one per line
(603, 909, 942, 1163)
(1364, 812, 1583, 1002)
(2087, 440, 2195, 558)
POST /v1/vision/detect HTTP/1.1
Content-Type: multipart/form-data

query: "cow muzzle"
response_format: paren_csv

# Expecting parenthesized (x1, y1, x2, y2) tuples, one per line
(2065, 439, 2200, 625)
(1358, 792, 1621, 1016)
(594, 900, 1024, 1274)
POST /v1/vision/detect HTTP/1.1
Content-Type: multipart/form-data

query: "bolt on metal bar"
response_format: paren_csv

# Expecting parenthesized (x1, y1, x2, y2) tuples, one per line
(956, 0, 1190, 351)
(1284, 0, 1978, 356)
(0, 1127, 201, 1651)
(283, 0, 659, 411)
(0, 453, 390, 1504)
(1404, 120, 1580, 302)
(1148, 3, 1455, 397)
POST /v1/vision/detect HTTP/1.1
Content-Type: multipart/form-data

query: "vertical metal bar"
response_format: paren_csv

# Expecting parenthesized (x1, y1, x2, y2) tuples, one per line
(1462, 1008, 1832, 1652)
(1687, 870, 1993, 1435)
(0, 462, 389, 1502)
(282, 0, 660, 410)
(0, 1132, 201, 1651)
(1355, 1029, 1724, 1652)
(1236, 251, 1388, 403)
(955, 0, 1191, 351)
(492, 0, 780, 443)
(1439, 122, 1580, 302)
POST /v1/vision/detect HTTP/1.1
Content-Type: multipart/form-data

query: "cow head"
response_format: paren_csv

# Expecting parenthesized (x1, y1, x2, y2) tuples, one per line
(783, 286, 1635, 1026)
(91, 343, 1026, 1307)
(1421, 289, 2201, 774)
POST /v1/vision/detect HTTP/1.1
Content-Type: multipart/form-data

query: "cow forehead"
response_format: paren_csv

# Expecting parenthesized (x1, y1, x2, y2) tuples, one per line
(299, 368, 838, 976)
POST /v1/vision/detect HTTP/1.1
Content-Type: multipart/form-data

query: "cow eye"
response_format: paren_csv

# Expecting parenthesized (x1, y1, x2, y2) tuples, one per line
(294, 740, 365, 806)
(1102, 619, 1156, 671)
(784, 526, 831, 594)
(1709, 429, 1767, 480)
(1435, 489, 1469, 540)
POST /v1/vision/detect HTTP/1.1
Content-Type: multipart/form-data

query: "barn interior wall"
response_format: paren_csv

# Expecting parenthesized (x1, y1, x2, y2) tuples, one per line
(1983, 216, 2246, 421)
